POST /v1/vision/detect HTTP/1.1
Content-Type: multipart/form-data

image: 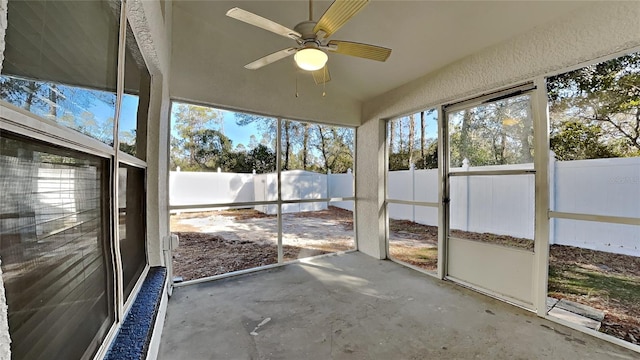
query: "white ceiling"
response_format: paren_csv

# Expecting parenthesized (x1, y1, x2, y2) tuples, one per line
(173, 0, 590, 104)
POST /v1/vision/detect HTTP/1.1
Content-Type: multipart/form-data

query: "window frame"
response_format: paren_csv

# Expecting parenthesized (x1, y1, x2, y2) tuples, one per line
(0, 1, 153, 359)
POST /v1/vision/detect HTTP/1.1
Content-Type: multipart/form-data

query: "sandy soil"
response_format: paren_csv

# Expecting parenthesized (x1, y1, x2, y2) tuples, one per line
(170, 207, 355, 280)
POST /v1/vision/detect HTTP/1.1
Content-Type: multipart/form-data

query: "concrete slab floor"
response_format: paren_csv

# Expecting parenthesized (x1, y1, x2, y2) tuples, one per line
(159, 253, 638, 360)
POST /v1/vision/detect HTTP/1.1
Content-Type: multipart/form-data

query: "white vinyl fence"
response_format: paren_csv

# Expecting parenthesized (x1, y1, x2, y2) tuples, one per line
(386, 155, 639, 256)
(170, 169, 354, 214)
(169, 155, 639, 256)
(388, 162, 535, 240)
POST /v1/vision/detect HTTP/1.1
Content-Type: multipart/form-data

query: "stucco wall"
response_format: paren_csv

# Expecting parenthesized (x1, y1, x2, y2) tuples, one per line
(356, 1, 640, 258)
(128, 0, 172, 267)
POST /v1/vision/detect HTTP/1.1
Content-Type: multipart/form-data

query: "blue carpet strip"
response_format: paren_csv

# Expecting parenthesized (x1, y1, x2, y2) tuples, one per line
(105, 267, 167, 360)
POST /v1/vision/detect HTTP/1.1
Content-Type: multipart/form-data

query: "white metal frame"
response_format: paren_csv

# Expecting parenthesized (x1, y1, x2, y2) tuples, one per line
(166, 102, 359, 279)
(441, 83, 538, 309)
(383, 108, 441, 279)
(380, 56, 640, 352)
(532, 77, 551, 317)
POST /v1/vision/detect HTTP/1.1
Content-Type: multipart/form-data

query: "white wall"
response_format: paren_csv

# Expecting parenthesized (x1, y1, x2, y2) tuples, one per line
(356, 1, 640, 259)
(128, 0, 173, 267)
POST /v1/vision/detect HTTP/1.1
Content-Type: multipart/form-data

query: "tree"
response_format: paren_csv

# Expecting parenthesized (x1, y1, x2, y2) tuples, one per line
(191, 129, 233, 170)
(448, 96, 533, 167)
(172, 103, 224, 168)
(0, 75, 46, 111)
(313, 125, 354, 173)
(248, 135, 259, 150)
(415, 141, 438, 169)
(420, 111, 426, 167)
(548, 52, 640, 156)
(247, 144, 276, 173)
(234, 112, 281, 165)
(408, 114, 415, 164)
(282, 120, 292, 170)
(389, 120, 396, 153)
(550, 120, 621, 160)
(302, 123, 310, 170)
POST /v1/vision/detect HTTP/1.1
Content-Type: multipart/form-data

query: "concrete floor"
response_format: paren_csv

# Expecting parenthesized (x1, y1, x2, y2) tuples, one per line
(159, 253, 638, 360)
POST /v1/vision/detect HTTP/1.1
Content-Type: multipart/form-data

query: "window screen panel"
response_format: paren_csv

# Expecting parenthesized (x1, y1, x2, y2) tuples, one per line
(0, 131, 114, 360)
(119, 164, 147, 301)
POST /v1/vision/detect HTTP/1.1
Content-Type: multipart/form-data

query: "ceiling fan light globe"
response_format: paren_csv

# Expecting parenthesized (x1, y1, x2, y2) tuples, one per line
(294, 48, 328, 71)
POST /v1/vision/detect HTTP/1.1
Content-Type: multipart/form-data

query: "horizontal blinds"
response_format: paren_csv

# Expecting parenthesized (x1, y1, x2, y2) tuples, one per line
(0, 131, 114, 360)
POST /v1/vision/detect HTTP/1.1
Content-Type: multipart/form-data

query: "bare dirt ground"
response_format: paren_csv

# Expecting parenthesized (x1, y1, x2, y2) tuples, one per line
(170, 207, 355, 280)
(171, 207, 639, 344)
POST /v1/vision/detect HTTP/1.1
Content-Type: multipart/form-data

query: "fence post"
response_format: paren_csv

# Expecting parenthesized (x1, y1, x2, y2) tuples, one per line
(548, 151, 556, 245)
(462, 158, 470, 231)
(410, 163, 416, 222)
(327, 169, 331, 208)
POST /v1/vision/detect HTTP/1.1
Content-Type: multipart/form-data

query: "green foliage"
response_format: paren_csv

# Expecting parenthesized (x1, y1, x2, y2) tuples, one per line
(172, 104, 353, 174)
(388, 110, 438, 170)
(448, 97, 534, 167)
(1, 75, 117, 145)
(550, 121, 621, 160)
(247, 144, 276, 173)
(548, 52, 640, 158)
(415, 141, 438, 170)
(312, 125, 354, 173)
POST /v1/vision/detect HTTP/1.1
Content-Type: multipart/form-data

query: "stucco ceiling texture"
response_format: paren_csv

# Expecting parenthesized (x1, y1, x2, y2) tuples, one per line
(172, 0, 589, 121)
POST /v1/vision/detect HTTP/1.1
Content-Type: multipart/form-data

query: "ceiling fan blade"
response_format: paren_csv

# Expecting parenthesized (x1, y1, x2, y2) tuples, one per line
(327, 40, 391, 62)
(227, 7, 301, 40)
(245, 48, 297, 70)
(313, 0, 369, 39)
(311, 65, 331, 85)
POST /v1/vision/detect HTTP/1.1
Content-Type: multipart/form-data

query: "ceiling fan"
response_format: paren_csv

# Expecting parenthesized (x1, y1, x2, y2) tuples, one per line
(226, 0, 391, 85)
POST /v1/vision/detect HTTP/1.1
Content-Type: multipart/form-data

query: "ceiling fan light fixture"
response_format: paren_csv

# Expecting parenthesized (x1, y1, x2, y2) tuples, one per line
(294, 47, 328, 71)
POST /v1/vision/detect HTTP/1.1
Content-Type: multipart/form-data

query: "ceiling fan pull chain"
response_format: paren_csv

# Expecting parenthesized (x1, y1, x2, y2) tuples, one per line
(295, 72, 299, 98)
(322, 66, 327, 97)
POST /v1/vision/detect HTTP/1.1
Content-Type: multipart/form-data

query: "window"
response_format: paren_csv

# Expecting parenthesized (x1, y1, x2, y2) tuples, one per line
(0, 131, 114, 360)
(119, 164, 147, 301)
(0, 0, 119, 145)
(120, 22, 151, 159)
(0, 0, 153, 358)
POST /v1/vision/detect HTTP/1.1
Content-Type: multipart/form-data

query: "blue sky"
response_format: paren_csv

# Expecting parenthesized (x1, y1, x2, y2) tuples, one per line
(170, 103, 263, 148)
(393, 110, 439, 140)
(219, 109, 263, 147)
(119, 94, 139, 133)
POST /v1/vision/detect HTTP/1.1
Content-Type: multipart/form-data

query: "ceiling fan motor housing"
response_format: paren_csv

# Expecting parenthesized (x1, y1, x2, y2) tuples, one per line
(294, 21, 319, 41)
